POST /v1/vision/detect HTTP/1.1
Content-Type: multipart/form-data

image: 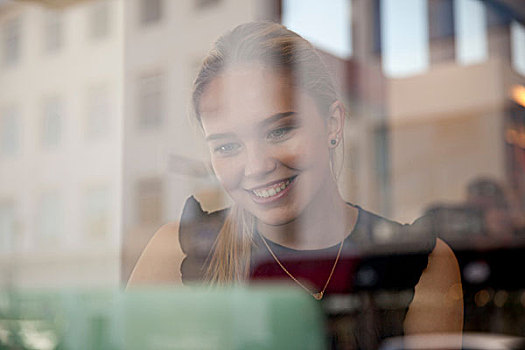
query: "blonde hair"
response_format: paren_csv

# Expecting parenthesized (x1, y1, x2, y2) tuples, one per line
(192, 22, 340, 283)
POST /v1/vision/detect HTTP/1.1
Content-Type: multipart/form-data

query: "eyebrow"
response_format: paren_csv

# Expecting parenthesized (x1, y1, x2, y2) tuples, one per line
(259, 111, 296, 128)
(205, 111, 296, 142)
(205, 132, 236, 142)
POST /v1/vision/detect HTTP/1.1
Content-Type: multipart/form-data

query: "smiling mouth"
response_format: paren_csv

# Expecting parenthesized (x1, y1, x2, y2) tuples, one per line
(249, 176, 297, 202)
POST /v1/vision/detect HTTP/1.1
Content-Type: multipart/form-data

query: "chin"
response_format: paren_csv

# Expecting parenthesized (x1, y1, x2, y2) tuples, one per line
(251, 205, 301, 227)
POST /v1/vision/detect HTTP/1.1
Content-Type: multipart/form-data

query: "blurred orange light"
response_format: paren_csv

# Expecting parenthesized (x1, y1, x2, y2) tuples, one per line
(511, 85, 525, 108)
(474, 289, 490, 307)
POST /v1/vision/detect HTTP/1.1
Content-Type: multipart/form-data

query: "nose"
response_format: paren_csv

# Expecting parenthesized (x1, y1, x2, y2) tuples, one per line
(244, 143, 276, 178)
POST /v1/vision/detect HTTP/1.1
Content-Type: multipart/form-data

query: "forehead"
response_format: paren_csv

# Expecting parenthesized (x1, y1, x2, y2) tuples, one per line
(199, 65, 296, 134)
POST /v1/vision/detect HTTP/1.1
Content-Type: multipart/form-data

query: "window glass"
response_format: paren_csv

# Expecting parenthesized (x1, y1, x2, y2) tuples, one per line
(0, 200, 16, 254)
(511, 21, 525, 76)
(89, 0, 110, 40)
(454, 0, 488, 65)
(2, 1, 525, 348)
(36, 190, 62, 245)
(381, 0, 429, 77)
(41, 97, 62, 148)
(139, 0, 163, 25)
(282, 0, 352, 59)
(3, 17, 21, 66)
(0, 106, 19, 156)
(195, 0, 220, 10)
(86, 84, 110, 139)
(85, 186, 110, 239)
(137, 72, 163, 129)
(43, 9, 63, 53)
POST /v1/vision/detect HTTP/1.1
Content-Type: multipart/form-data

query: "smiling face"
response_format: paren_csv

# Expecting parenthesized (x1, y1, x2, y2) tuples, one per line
(199, 64, 336, 226)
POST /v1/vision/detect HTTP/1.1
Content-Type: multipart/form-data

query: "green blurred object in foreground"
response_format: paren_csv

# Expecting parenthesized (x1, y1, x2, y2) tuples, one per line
(0, 285, 326, 350)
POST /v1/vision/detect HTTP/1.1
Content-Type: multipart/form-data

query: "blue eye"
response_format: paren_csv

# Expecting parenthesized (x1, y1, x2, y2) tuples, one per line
(267, 127, 293, 141)
(214, 143, 241, 155)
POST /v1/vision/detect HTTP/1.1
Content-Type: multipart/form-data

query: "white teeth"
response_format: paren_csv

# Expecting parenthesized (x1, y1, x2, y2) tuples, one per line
(252, 178, 293, 199)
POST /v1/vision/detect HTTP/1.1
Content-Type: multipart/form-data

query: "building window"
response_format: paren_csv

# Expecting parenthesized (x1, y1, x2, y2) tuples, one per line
(139, 0, 163, 25)
(0, 106, 19, 156)
(0, 200, 16, 254)
(137, 72, 163, 129)
(511, 21, 525, 76)
(195, 0, 220, 9)
(43, 10, 63, 53)
(136, 177, 163, 225)
(374, 124, 391, 217)
(282, 0, 352, 59)
(428, 0, 454, 40)
(86, 85, 110, 139)
(84, 186, 110, 239)
(36, 190, 62, 244)
(372, 0, 382, 54)
(89, 0, 110, 40)
(505, 103, 525, 209)
(41, 97, 62, 149)
(3, 17, 21, 66)
(454, 0, 487, 65)
(381, 0, 429, 77)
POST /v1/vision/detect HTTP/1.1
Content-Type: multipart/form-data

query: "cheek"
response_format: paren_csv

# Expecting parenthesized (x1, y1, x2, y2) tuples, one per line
(279, 133, 329, 170)
(210, 156, 244, 191)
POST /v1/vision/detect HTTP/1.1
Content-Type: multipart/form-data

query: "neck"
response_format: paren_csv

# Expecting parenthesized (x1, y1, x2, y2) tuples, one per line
(257, 177, 358, 250)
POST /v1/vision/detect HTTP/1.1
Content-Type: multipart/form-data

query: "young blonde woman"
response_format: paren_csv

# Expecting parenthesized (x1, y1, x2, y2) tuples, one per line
(128, 22, 463, 347)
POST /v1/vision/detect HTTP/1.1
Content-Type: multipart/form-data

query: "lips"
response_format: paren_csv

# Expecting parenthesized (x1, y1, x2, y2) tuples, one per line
(247, 176, 297, 203)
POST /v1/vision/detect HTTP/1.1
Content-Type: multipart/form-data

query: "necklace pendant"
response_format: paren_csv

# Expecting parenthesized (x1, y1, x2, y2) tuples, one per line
(313, 292, 324, 300)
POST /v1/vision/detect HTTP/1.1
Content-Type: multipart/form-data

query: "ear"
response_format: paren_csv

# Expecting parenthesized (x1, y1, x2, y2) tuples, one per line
(327, 100, 345, 148)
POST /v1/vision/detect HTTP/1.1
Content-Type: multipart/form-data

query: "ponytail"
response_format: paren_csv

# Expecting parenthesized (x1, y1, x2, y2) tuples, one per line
(205, 204, 255, 283)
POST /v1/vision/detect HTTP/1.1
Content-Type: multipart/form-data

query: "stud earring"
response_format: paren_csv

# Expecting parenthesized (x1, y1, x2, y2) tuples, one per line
(330, 139, 337, 145)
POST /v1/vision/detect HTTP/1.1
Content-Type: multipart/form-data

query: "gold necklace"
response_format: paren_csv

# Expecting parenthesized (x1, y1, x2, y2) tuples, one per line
(258, 232, 345, 300)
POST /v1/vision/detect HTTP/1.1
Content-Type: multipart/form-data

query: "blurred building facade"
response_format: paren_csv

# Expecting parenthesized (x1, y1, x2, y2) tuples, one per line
(282, 0, 525, 223)
(0, 0, 278, 286)
(0, 0, 124, 287)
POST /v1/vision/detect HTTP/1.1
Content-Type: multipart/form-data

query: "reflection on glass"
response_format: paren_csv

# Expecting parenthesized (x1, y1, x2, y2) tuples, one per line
(139, 0, 162, 26)
(36, 190, 62, 246)
(2, 16, 21, 66)
(137, 72, 164, 130)
(381, 0, 429, 77)
(455, 0, 488, 65)
(42, 9, 62, 53)
(0, 105, 19, 156)
(88, 0, 110, 40)
(0, 0, 524, 348)
(511, 21, 525, 76)
(41, 97, 62, 149)
(86, 84, 110, 139)
(282, 0, 352, 59)
(0, 199, 15, 254)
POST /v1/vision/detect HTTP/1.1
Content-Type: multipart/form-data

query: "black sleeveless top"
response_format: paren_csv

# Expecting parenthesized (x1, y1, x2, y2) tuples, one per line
(178, 196, 437, 350)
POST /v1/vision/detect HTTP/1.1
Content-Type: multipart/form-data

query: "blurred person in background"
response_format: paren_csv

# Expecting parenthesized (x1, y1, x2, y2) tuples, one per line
(466, 178, 521, 243)
(424, 177, 524, 250)
(128, 22, 463, 348)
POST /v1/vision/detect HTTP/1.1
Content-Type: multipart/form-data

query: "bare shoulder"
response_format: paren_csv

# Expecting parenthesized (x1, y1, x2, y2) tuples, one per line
(127, 222, 185, 287)
(404, 238, 464, 334)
